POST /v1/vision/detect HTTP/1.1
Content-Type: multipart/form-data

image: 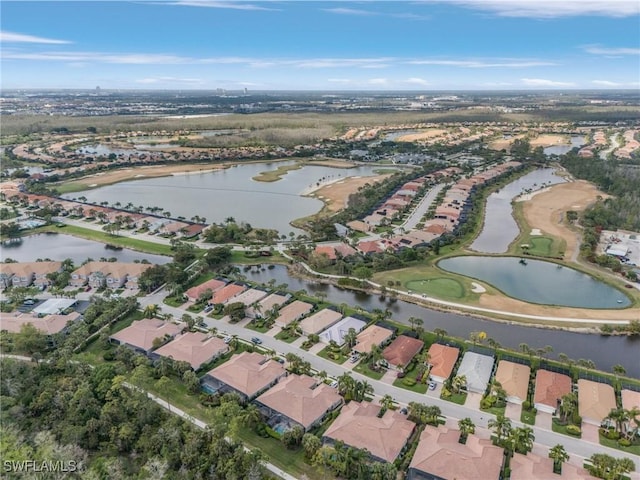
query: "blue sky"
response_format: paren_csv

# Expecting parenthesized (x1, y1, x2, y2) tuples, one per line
(1, 1, 639, 90)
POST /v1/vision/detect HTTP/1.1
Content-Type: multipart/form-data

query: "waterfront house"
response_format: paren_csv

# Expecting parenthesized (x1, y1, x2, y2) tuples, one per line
(533, 369, 572, 414)
(456, 352, 495, 394)
(494, 360, 531, 404)
(352, 325, 394, 355)
(382, 335, 425, 371)
(109, 319, 183, 355)
(151, 332, 229, 370)
(427, 343, 460, 383)
(578, 379, 617, 426)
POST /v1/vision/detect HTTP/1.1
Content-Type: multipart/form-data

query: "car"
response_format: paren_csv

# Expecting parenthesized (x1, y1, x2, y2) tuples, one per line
(428, 381, 437, 390)
(400, 407, 408, 415)
(329, 380, 338, 388)
(203, 305, 214, 313)
(22, 299, 35, 306)
(251, 337, 262, 345)
(276, 357, 285, 364)
(349, 355, 359, 363)
(85, 286, 92, 292)
(223, 336, 232, 344)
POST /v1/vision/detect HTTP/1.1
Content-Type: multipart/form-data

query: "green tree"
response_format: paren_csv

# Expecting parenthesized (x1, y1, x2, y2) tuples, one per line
(549, 444, 569, 475)
(302, 433, 322, 459)
(458, 417, 476, 444)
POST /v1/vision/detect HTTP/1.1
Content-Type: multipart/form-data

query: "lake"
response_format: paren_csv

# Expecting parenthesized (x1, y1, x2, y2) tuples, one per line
(63, 161, 380, 235)
(438, 256, 631, 309)
(543, 136, 586, 156)
(242, 264, 640, 377)
(470, 168, 565, 253)
(0, 233, 171, 265)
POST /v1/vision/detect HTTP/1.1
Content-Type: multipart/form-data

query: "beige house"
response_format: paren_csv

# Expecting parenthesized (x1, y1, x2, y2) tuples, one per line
(407, 426, 503, 480)
(621, 389, 640, 411)
(273, 300, 313, 327)
(255, 374, 342, 432)
(510, 452, 598, 480)
(201, 352, 286, 401)
(109, 319, 183, 354)
(184, 278, 227, 302)
(352, 325, 394, 355)
(578, 379, 617, 425)
(70, 261, 151, 290)
(0, 261, 62, 290)
(299, 308, 343, 336)
(494, 361, 531, 404)
(230, 288, 269, 307)
(246, 292, 291, 319)
(427, 343, 460, 383)
(323, 401, 415, 463)
(151, 332, 229, 370)
(0, 311, 80, 335)
(533, 370, 572, 414)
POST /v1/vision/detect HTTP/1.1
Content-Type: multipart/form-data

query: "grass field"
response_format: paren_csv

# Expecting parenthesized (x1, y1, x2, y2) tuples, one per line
(509, 202, 566, 259)
(252, 161, 302, 182)
(406, 278, 465, 299)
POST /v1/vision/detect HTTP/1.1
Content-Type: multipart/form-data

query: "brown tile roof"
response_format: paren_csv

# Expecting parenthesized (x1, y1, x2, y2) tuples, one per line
(409, 426, 503, 480)
(495, 361, 531, 402)
(357, 240, 383, 254)
(72, 261, 151, 279)
(184, 278, 226, 300)
(0, 312, 80, 335)
(211, 283, 247, 304)
(1, 261, 62, 277)
(621, 389, 640, 411)
(299, 308, 342, 335)
(510, 452, 598, 480)
(578, 379, 617, 423)
(323, 401, 415, 463)
(153, 332, 229, 370)
(533, 369, 572, 410)
(353, 325, 394, 354)
(383, 335, 424, 368)
(206, 352, 286, 398)
(427, 343, 460, 381)
(109, 319, 183, 352)
(256, 374, 342, 430)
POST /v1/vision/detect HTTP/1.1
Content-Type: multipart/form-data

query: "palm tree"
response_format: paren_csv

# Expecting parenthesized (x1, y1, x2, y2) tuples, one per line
(408, 316, 422, 331)
(343, 328, 358, 349)
(558, 392, 578, 424)
(368, 344, 383, 370)
(458, 417, 475, 444)
(512, 426, 535, 454)
(433, 328, 448, 341)
(548, 444, 569, 475)
(488, 414, 512, 446)
(337, 373, 355, 398)
(379, 394, 395, 411)
(143, 304, 160, 318)
(605, 407, 630, 437)
(242, 404, 263, 430)
(451, 375, 467, 394)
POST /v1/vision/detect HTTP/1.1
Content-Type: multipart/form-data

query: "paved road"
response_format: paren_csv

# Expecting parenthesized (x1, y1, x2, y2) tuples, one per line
(138, 294, 640, 469)
(397, 183, 447, 232)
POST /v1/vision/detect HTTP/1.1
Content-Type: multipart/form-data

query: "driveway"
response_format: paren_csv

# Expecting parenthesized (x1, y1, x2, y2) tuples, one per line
(465, 392, 483, 410)
(582, 423, 600, 443)
(505, 402, 522, 421)
(536, 412, 553, 430)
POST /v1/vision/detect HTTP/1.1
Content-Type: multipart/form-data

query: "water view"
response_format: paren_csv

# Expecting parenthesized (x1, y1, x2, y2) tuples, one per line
(63, 161, 380, 235)
(543, 135, 586, 156)
(242, 265, 639, 377)
(438, 256, 631, 308)
(0, 233, 171, 265)
(470, 168, 565, 253)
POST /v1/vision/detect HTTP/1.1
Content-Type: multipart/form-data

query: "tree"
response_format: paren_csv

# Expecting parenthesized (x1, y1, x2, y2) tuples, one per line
(587, 453, 636, 480)
(488, 414, 512, 446)
(549, 444, 569, 475)
(458, 417, 475, 444)
(14, 323, 48, 354)
(434, 328, 447, 341)
(302, 433, 322, 459)
(182, 370, 200, 394)
(143, 304, 160, 319)
(408, 316, 423, 331)
(451, 374, 467, 394)
(343, 328, 358, 349)
(380, 394, 395, 411)
(558, 392, 578, 424)
(281, 425, 305, 449)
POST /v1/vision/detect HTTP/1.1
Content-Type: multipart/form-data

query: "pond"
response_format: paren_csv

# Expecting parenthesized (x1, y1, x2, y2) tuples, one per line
(0, 233, 171, 265)
(63, 161, 380, 235)
(241, 265, 640, 377)
(438, 256, 631, 309)
(470, 168, 565, 254)
(543, 135, 586, 156)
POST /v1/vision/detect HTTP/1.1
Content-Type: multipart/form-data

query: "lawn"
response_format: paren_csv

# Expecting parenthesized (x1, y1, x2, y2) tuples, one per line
(551, 419, 582, 439)
(509, 202, 566, 259)
(353, 361, 386, 380)
(599, 433, 640, 456)
(75, 310, 144, 364)
(406, 277, 465, 300)
(480, 403, 506, 418)
(441, 391, 467, 405)
(520, 408, 537, 425)
(393, 375, 428, 394)
(245, 321, 271, 333)
(274, 329, 300, 344)
(317, 345, 348, 364)
(163, 296, 186, 308)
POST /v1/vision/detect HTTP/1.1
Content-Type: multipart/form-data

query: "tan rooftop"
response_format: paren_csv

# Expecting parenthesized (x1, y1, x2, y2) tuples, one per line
(72, 261, 151, 278)
(533, 370, 572, 410)
(153, 332, 228, 370)
(323, 401, 415, 463)
(1, 261, 62, 277)
(578, 379, 617, 424)
(0, 312, 80, 335)
(109, 319, 183, 353)
(256, 374, 342, 430)
(495, 361, 531, 402)
(184, 278, 226, 300)
(409, 426, 503, 480)
(257, 293, 290, 314)
(230, 288, 268, 307)
(353, 325, 394, 354)
(510, 452, 598, 480)
(383, 335, 424, 369)
(299, 309, 342, 335)
(621, 389, 640, 411)
(206, 351, 286, 398)
(274, 300, 313, 326)
(427, 343, 460, 381)
(211, 283, 247, 304)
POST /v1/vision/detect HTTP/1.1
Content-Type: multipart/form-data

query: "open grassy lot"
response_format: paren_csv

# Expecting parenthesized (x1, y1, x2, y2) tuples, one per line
(252, 161, 302, 182)
(406, 277, 465, 299)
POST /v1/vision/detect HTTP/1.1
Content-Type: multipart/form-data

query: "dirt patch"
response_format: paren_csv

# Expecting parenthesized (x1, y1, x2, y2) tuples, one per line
(396, 129, 447, 142)
(530, 134, 569, 147)
(305, 158, 357, 168)
(521, 180, 608, 261)
(307, 174, 392, 214)
(67, 164, 226, 187)
(487, 134, 526, 151)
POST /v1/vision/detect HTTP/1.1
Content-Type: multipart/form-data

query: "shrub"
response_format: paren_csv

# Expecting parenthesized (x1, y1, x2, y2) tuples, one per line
(522, 400, 531, 410)
(566, 425, 581, 436)
(102, 351, 115, 361)
(618, 438, 632, 447)
(265, 426, 281, 440)
(403, 378, 416, 387)
(600, 429, 620, 440)
(441, 387, 452, 398)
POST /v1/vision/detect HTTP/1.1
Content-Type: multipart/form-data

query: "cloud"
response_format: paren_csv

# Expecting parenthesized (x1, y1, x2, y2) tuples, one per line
(407, 59, 557, 68)
(428, 0, 640, 18)
(0, 31, 71, 44)
(584, 46, 640, 55)
(405, 77, 430, 86)
(136, 76, 204, 85)
(521, 78, 576, 87)
(166, 1, 278, 11)
(322, 7, 377, 16)
(591, 80, 622, 86)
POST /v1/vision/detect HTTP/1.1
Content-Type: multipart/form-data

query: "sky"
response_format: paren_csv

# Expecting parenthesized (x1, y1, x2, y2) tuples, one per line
(1, 0, 639, 90)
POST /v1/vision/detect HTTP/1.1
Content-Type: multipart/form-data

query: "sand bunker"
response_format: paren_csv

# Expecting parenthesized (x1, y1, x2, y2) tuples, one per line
(471, 282, 486, 293)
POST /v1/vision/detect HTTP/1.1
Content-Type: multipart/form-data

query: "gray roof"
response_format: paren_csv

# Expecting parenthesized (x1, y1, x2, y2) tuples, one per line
(456, 351, 495, 393)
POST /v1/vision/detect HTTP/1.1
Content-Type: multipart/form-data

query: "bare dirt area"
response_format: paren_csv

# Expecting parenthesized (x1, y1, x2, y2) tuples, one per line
(529, 134, 569, 147)
(305, 158, 357, 168)
(521, 180, 608, 261)
(307, 174, 392, 214)
(396, 129, 447, 142)
(487, 134, 526, 151)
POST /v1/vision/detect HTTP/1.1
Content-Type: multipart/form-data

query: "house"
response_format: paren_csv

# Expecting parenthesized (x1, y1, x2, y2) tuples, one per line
(313, 243, 358, 261)
(211, 283, 247, 305)
(456, 352, 495, 394)
(382, 335, 424, 371)
(427, 343, 460, 383)
(407, 426, 503, 480)
(151, 332, 229, 370)
(0, 261, 62, 290)
(352, 325, 394, 355)
(494, 360, 531, 404)
(510, 452, 598, 480)
(229, 288, 268, 307)
(323, 401, 415, 463)
(184, 278, 227, 303)
(299, 308, 343, 336)
(247, 292, 291, 319)
(273, 300, 314, 327)
(109, 319, 183, 355)
(32, 298, 77, 315)
(70, 262, 152, 290)
(578, 379, 617, 426)
(533, 370, 572, 414)
(255, 374, 342, 432)
(0, 311, 81, 336)
(201, 352, 286, 402)
(181, 224, 205, 238)
(621, 389, 640, 411)
(318, 316, 367, 346)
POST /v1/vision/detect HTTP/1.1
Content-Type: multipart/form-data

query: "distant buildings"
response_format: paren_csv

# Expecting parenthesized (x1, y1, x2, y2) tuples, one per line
(0, 261, 62, 290)
(70, 261, 151, 290)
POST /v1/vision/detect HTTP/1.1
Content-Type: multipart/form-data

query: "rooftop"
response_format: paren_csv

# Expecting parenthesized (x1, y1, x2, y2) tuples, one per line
(533, 369, 572, 409)
(353, 325, 394, 354)
(382, 335, 424, 368)
(494, 360, 531, 402)
(456, 351, 495, 393)
(510, 452, 598, 480)
(318, 316, 367, 345)
(427, 343, 460, 381)
(274, 300, 313, 326)
(109, 319, 183, 352)
(0, 311, 80, 335)
(578, 379, 617, 423)
(184, 278, 227, 300)
(206, 351, 286, 398)
(32, 298, 77, 315)
(153, 332, 228, 370)
(299, 308, 343, 335)
(621, 389, 640, 411)
(211, 283, 247, 305)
